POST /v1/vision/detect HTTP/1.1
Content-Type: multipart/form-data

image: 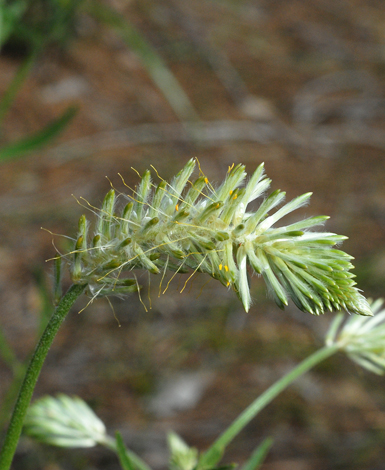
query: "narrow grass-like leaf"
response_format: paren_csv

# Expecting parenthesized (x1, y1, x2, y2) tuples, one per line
(241, 437, 273, 470)
(0, 47, 39, 126)
(86, 1, 199, 122)
(0, 1, 29, 47)
(115, 431, 135, 470)
(0, 106, 77, 162)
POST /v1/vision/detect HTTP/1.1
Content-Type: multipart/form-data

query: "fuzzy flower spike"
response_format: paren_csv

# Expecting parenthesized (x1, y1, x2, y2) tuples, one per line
(69, 159, 372, 317)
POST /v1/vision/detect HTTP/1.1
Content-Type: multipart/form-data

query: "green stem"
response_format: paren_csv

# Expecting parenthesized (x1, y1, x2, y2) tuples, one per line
(0, 283, 87, 470)
(199, 344, 339, 468)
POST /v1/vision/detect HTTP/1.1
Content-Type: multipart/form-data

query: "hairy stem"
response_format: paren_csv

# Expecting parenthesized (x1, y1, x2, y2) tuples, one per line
(0, 283, 87, 470)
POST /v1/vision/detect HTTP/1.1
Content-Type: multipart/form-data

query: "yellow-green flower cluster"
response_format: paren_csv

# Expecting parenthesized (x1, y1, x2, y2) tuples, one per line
(69, 158, 371, 316)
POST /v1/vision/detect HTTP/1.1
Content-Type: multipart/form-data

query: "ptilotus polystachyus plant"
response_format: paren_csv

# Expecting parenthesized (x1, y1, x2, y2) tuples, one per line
(68, 158, 372, 316)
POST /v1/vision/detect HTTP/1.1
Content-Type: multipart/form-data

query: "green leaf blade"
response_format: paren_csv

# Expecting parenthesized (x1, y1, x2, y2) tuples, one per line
(0, 106, 77, 162)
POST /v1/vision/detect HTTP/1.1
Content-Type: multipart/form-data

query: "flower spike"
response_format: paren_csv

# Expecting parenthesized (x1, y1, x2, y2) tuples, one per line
(67, 159, 372, 316)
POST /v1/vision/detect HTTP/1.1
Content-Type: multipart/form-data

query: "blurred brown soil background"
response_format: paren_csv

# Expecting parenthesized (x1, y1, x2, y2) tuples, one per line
(1, 1, 385, 469)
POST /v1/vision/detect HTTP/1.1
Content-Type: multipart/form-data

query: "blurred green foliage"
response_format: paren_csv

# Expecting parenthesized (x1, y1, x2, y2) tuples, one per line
(0, 0, 83, 162)
(0, 0, 83, 51)
(0, 0, 199, 164)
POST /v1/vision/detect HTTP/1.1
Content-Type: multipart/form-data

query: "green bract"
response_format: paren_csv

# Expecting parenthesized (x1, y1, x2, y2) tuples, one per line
(68, 159, 371, 316)
(168, 432, 198, 470)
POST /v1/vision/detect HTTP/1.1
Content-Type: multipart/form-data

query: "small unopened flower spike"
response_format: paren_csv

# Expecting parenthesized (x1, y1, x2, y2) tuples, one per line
(326, 299, 385, 374)
(67, 159, 371, 317)
(24, 394, 108, 448)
